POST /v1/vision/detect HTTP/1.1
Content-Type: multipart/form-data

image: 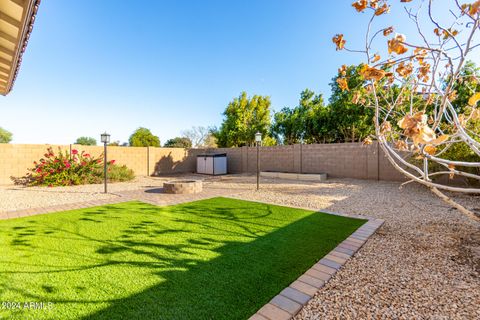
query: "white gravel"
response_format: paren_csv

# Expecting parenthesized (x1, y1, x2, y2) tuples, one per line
(0, 176, 168, 212)
(214, 176, 480, 320)
(1, 174, 479, 318)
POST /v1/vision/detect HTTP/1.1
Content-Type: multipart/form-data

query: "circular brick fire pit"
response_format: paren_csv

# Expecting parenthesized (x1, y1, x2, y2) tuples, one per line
(163, 180, 203, 194)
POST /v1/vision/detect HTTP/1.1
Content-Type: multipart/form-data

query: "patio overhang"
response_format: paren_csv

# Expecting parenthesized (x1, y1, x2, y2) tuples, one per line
(0, 0, 40, 96)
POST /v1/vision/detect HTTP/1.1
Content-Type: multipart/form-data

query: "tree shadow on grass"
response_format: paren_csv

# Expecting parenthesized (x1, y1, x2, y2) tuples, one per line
(0, 199, 365, 320)
(84, 211, 363, 320)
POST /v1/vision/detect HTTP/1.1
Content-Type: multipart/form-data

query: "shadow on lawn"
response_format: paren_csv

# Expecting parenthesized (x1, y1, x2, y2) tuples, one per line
(0, 200, 364, 320)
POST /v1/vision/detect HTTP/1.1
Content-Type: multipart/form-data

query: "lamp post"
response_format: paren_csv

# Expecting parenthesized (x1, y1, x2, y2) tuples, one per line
(255, 132, 262, 191)
(100, 132, 110, 193)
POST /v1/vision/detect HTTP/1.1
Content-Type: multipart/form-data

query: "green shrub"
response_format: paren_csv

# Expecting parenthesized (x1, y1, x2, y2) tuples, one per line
(437, 141, 480, 186)
(74, 136, 97, 146)
(13, 147, 135, 186)
(105, 163, 135, 182)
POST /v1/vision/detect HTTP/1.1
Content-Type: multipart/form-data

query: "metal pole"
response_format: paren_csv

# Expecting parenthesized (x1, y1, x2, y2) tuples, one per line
(256, 142, 259, 191)
(104, 142, 107, 193)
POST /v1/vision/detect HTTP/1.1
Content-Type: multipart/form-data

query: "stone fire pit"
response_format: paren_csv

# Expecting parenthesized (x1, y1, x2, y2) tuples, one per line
(163, 180, 203, 194)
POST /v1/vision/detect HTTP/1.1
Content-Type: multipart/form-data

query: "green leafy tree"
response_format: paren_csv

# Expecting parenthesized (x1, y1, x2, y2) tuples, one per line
(298, 89, 330, 143)
(262, 136, 277, 146)
(271, 89, 327, 144)
(74, 136, 97, 146)
(271, 107, 302, 144)
(215, 92, 273, 147)
(449, 60, 480, 114)
(164, 137, 192, 148)
(304, 103, 335, 143)
(0, 127, 12, 143)
(328, 65, 375, 143)
(128, 127, 160, 147)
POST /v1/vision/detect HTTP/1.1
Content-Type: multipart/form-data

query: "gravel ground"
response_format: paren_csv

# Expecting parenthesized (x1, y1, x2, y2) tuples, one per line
(0, 176, 171, 213)
(0, 174, 235, 213)
(213, 176, 479, 320)
(1, 174, 479, 318)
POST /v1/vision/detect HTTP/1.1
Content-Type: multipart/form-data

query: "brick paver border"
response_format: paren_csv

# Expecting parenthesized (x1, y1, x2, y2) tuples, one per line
(249, 214, 384, 320)
(0, 185, 243, 220)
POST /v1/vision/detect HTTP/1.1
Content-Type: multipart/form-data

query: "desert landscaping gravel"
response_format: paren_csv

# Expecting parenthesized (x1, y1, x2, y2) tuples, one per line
(214, 176, 480, 319)
(0, 176, 170, 213)
(1, 174, 479, 319)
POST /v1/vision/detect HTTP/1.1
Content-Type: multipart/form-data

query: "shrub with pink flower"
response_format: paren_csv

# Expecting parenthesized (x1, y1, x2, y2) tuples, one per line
(12, 147, 134, 186)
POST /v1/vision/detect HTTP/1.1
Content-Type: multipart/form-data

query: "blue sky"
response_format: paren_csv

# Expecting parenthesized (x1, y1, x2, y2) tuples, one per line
(2, 0, 476, 144)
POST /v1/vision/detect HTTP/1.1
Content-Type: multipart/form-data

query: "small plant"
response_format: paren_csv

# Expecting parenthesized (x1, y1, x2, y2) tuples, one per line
(105, 163, 135, 182)
(13, 147, 135, 186)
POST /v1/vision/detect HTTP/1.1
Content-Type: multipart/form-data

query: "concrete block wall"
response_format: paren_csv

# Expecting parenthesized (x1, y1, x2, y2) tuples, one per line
(231, 142, 406, 181)
(301, 143, 372, 179)
(0, 142, 407, 185)
(0, 144, 69, 184)
(215, 147, 242, 173)
(258, 145, 295, 173)
(149, 147, 198, 176)
(71, 144, 148, 177)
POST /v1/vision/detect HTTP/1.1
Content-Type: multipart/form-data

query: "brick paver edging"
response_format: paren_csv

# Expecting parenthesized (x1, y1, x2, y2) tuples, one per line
(249, 216, 384, 320)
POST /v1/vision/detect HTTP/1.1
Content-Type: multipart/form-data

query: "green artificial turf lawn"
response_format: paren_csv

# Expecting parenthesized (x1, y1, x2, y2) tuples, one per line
(0, 197, 366, 320)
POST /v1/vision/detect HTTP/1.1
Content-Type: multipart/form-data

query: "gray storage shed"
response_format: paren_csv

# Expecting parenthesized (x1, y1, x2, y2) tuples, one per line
(196, 153, 227, 175)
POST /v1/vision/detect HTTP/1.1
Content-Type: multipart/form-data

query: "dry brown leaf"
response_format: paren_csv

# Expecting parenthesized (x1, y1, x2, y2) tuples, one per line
(398, 112, 427, 130)
(448, 164, 455, 179)
(469, 0, 480, 15)
(363, 137, 373, 145)
(388, 34, 408, 55)
(398, 112, 440, 146)
(352, 0, 368, 12)
(383, 26, 394, 36)
(418, 63, 430, 82)
(394, 140, 408, 151)
(424, 145, 436, 156)
(352, 91, 361, 104)
(447, 90, 457, 102)
(332, 34, 346, 50)
(360, 64, 386, 81)
(375, 3, 389, 15)
(337, 78, 349, 91)
(396, 62, 413, 78)
(468, 92, 480, 106)
(431, 134, 449, 145)
(412, 126, 436, 146)
(380, 121, 392, 134)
